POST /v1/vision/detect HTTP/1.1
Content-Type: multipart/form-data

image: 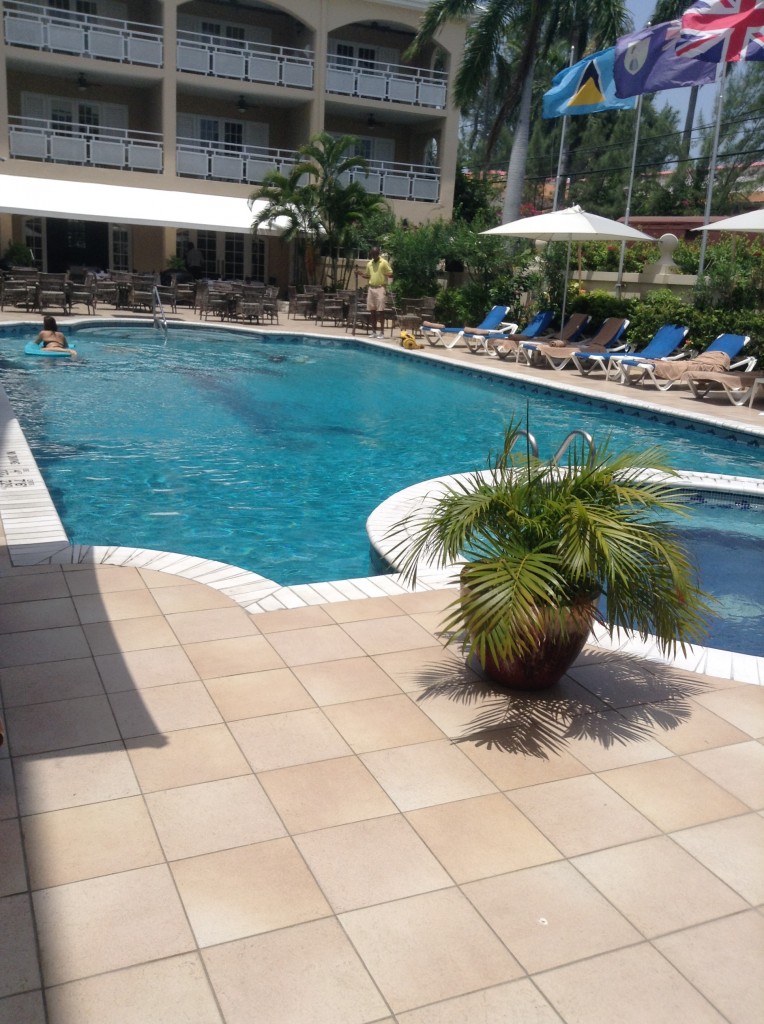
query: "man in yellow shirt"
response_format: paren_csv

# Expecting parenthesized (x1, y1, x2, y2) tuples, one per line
(356, 246, 393, 338)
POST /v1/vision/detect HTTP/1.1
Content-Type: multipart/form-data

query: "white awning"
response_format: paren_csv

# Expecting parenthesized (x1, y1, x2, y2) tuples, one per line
(0, 174, 287, 234)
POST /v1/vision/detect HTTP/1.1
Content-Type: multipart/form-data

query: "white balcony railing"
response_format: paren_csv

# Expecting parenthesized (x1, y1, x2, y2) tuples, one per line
(3, 1, 163, 67)
(176, 139, 299, 183)
(177, 30, 313, 89)
(342, 160, 440, 202)
(9, 117, 163, 172)
(326, 57, 447, 109)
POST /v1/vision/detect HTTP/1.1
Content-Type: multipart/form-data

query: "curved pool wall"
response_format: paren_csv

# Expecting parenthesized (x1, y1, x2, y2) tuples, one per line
(0, 316, 762, 686)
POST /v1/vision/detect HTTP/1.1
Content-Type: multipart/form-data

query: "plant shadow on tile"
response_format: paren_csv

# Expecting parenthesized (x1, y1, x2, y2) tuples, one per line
(413, 653, 714, 759)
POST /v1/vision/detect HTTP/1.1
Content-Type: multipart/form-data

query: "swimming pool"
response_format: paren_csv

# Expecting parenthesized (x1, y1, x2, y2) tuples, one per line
(1, 322, 763, 654)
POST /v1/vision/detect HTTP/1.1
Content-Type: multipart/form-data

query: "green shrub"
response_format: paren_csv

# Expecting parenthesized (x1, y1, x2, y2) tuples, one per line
(567, 289, 631, 325)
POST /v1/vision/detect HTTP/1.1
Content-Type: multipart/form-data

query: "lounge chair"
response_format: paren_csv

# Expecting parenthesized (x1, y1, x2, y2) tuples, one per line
(492, 310, 555, 360)
(464, 320, 519, 354)
(516, 312, 592, 365)
(686, 369, 764, 407)
(620, 333, 753, 389)
(422, 304, 512, 349)
(572, 323, 689, 379)
(536, 317, 630, 371)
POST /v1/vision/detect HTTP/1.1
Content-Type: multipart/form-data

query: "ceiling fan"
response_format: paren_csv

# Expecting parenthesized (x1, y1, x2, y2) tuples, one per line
(366, 113, 386, 130)
(77, 73, 101, 91)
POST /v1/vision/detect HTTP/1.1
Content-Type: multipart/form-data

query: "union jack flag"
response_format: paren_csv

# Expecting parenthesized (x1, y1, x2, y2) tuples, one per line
(678, 0, 764, 61)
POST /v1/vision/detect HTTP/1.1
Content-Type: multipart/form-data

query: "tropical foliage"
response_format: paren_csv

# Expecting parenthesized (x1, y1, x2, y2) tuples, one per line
(390, 425, 711, 672)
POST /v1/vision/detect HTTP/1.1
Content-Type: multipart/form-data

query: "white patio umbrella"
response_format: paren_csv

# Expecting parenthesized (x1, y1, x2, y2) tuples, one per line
(694, 209, 764, 233)
(481, 205, 655, 328)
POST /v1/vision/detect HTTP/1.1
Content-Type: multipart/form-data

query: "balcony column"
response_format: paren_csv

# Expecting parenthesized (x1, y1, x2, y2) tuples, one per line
(309, 9, 326, 137)
(161, 0, 178, 178)
(0, 23, 9, 161)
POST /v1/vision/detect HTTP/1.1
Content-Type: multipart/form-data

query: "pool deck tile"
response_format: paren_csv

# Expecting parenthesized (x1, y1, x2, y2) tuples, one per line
(0, 311, 763, 1021)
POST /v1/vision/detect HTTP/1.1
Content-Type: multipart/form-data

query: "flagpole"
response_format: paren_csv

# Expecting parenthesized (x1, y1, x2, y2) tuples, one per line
(616, 92, 643, 298)
(552, 47, 575, 211)
(698, 56, 728, 278)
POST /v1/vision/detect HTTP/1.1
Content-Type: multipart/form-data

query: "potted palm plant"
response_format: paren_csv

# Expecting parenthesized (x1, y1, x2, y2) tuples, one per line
(390, 426, 711, 690)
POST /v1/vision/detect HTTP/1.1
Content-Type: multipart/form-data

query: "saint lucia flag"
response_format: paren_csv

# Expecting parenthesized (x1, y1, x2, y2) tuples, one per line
(543, 47, 636, 118)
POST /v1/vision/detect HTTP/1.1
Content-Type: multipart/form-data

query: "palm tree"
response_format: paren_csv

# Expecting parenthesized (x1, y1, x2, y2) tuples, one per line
(250, 132, 389, 290)
(408, 0, 629, 222)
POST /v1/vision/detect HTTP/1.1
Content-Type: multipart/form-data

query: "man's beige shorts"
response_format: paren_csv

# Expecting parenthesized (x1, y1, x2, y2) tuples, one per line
(366, 286, 386, 312)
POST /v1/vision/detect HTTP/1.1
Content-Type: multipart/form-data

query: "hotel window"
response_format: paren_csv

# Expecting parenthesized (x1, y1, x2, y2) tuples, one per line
(251, 238, 265, 282)
(24, 218, 43, 268)
(197, 231, 217, 276)
(224, 234, 244, 280)
(110, 225, 130, 272)
(224, 122, 243, 151)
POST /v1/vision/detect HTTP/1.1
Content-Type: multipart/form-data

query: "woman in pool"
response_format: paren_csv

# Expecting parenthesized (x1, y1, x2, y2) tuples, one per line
(35, 316, 76, 357)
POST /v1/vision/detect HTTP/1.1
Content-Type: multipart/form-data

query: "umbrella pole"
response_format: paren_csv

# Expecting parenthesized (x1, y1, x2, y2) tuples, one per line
(561, 238, 572, 329)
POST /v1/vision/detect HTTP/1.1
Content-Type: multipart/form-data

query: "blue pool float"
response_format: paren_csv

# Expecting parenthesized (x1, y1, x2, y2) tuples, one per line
(24, 341, 76, 358)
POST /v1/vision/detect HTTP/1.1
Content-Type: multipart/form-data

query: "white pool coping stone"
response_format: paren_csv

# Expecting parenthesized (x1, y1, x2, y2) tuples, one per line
(1, 320, 762, 685)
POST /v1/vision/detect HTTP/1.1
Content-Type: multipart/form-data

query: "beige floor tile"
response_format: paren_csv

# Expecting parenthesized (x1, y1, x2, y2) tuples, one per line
(695, 685, 764, 737)
(561, 712, 673, 772)
(0, 819, 26, 897)
(110, 680, 222, 738)
(339, 888, 523, 1014)
(184, 635, 285, 679)
(0, 657, 103, 707)
(21, 794, 163, 889)
(293, 656, 402, 705)
(254, 605, 335, 633)
(0, 571, 69, 604)
(5, 695, 120, 756)
(0, 598, 78, 634)
(0, 895, 41, 998)
(0, 626, 90, 668)
(33, 864, 195, 986)
(324, 694, 444, 753)
(461, 741, 589, 791)
(258, 755, 397, 833)
(465, 859, 641, 973)
(230, 708, 351, 771)
(265, 624, 365, 667)
(671, 813, 764, 904)
(204, 668, 315, 720)
(152, 583, 237, 614)
(63, 566, 146, 596)
(566, 655, 710, 709)
(655, 911, 764, 1024)
(165, 606, 259, 644)
(599, 757, 749, 831)
(373, 646, 475, 693)
(146, 775, 285, 861)
(0, 761, 18, 819)
(295, 814, 451, 912)
(408, 609, 450, 635)
(95, 646, 199, 692)
(73, 589, 163, 625)
(83, 616, 179, 656)
(573, 835, 746, 937)
(648, 698, 751, 754)
(138, 568, 196, 588)
(125, 724, 250, 794)
(171, 837, 331, 946)
(0, 990, 46, 1024)
(390, 589, 458, 615)
(324, 596, 403, 623)
(535, 944, 726, 1024)
(396, 978, 561, 1024)
(14, 741, 140, 815)
(406, 793, 561, 883)
(341, 616, 439, 656)
(508, 775, 660, 857)
(45, 954, 224, 1024)
(685, 740, 764, 808)
(202, 918, 388, 1024)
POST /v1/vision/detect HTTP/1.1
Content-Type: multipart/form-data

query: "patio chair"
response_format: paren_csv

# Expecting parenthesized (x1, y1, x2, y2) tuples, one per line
(422, 304, 512, 349)
(345, 291, 373, 335)
(572, 323, 689, 379)
(67, 272, 97, 315)
(492, 310, 555, 359)
(516, 312, 592, 365)
(536, 317, 630, 371)
(685, 369, 764, 407)
(0, 275, 36, 312)
(37, 273, 69, 313)
(619, 333, 753, 389)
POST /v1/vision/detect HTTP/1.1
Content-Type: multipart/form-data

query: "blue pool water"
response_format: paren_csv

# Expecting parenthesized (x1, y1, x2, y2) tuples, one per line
(1, 323, 763, 654)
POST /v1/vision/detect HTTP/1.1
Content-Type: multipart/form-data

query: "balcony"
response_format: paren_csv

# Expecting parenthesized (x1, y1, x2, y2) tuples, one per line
(177, 30, 313, 89)
(342, 159, 440, 203)
(176, 138, 299, 184)
(3, 1, 163, 67)
(326, 57, 447, 109)
(9, 116, 163, 172)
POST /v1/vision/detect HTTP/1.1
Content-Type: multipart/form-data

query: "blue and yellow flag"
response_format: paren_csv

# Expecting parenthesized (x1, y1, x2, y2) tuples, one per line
(543, 47, 636, 118)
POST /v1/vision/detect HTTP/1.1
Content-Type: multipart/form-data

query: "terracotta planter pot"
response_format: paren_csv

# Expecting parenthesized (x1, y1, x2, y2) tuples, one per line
(462, 590, 597, 691)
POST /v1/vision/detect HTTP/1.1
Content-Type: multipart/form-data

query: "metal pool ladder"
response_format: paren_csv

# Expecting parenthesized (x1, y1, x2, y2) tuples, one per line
(508, 429, 597, 466)
(152, 286, 168, 343)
